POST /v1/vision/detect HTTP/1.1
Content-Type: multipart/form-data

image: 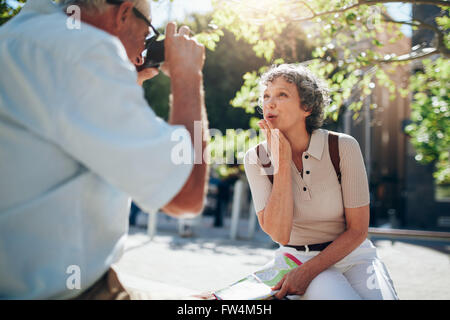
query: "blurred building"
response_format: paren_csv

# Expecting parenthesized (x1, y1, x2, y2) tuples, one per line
(404, 4, 450, 231)
(333, 5, 450, 231)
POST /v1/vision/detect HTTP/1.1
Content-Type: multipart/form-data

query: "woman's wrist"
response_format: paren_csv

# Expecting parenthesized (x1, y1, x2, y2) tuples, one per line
(273, 162, 291, 186)
(301, 256, 325, 279)
(277, 158, 291, 174)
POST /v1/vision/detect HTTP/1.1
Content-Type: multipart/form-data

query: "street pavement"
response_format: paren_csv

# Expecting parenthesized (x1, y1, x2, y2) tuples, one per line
(113, 213, 450, 300)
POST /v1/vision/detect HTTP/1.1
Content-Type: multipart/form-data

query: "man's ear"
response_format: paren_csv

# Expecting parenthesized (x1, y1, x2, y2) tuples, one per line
(114, 1, 134, 31)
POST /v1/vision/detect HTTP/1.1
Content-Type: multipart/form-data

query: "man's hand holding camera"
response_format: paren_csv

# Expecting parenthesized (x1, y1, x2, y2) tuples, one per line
(163, 22, 205, 78)
(136, 22, 204, 85)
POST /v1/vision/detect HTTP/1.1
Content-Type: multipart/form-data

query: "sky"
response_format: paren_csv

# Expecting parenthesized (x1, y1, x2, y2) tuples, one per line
(385, 2, 413, 37)
(150, 0, 213, 28)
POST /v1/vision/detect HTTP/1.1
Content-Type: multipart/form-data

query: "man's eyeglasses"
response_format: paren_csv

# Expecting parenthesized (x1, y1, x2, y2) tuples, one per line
(105, 0, 160, 43)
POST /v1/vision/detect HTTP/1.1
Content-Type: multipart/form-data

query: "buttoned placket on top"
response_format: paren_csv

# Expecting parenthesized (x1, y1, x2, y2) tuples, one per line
(291, 129, 329, 202)
(291, 151, 312, 201)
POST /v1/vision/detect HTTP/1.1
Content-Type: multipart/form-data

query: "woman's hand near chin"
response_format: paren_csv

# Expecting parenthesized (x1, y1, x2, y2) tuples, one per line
(258, 119, 292, 169)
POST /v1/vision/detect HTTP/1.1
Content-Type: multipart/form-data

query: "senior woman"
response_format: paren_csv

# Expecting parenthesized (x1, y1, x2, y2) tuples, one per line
(244, 64, 398, 300)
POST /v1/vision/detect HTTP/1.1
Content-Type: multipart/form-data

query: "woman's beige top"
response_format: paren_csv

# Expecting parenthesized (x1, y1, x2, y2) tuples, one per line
(244, 129, 370, 245)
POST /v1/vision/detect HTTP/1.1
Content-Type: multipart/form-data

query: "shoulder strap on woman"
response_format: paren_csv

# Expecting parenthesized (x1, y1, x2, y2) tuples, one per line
(256, 144, 274, 184)
(328, 132, 341, 184)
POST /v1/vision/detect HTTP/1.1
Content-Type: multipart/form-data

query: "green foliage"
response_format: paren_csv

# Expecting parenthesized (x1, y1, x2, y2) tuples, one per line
(436, 7, 450, 51)
(1, 0, 26, 26)
(405, 58, 450, 184)
(194, 27, 224, 51)
(230, 69, 264, 114)
(143, 71, 171, 120)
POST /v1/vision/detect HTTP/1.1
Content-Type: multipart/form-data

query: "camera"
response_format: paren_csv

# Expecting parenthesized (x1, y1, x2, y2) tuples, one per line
(136, 36, 165, 71)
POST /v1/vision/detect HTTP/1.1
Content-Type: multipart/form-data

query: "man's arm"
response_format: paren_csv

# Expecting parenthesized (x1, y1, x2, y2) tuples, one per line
(161, 22, 209, 216)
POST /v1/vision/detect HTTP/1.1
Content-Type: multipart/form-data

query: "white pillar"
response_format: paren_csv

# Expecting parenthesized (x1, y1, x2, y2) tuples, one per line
(230, 179, 244, 240)
(247, 199, 257, 239)
(147, 209, 158, 240)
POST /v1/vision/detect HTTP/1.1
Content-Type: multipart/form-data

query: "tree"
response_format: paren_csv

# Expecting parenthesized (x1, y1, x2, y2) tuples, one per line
(1, 0, 26, 25)
(200, 0, 449, 184)
(405, 57, 449, 185)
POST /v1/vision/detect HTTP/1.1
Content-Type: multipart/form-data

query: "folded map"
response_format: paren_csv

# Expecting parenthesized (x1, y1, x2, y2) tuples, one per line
(213, 252, 303, 300)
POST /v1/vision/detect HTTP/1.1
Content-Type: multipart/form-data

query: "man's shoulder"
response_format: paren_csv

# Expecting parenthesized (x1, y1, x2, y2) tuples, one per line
(1, 8, 125, 64)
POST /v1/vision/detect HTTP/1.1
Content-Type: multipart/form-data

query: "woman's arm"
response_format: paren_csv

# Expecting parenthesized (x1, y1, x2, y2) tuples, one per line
(257, 160, 294, 245)
(256, 120, 294, 245)
(273, 204, 370, 298)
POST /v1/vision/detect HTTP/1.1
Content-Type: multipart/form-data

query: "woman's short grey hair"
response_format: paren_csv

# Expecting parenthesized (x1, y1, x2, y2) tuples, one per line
(259, 64, 330, 134)
(62, 0, 150, 17)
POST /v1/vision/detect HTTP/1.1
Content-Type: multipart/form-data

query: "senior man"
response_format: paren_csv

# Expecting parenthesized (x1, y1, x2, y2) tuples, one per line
(0, 0, 209, 299)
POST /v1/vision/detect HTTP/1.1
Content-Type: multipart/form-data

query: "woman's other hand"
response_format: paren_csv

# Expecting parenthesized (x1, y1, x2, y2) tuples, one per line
(272, 265, 314, 299)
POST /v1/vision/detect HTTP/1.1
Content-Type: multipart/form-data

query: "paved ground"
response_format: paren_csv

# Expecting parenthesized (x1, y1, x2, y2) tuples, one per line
(113, 213, 450, 300)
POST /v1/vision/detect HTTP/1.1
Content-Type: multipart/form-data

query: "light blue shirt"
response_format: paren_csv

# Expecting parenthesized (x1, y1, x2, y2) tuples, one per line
(0, 0, 193, 299)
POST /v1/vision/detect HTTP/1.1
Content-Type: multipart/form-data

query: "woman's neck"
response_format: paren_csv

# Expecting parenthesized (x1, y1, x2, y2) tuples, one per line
(283, 125, 311, 155)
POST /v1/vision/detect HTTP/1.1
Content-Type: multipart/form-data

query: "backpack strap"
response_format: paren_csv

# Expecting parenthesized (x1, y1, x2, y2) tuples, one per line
(328, 132, 341, 184)
(256, 144, 274, 185)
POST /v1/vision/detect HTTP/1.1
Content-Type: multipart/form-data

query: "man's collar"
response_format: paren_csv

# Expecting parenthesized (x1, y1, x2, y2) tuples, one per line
(306, 129, 326, 160)
(21, 0, 60, 15)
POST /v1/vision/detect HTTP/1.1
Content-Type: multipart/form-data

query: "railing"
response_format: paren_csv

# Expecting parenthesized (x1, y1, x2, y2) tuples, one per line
(368, 227, 450, 241)
(230, 179, 450, 241)
(143, 179, 450, 242)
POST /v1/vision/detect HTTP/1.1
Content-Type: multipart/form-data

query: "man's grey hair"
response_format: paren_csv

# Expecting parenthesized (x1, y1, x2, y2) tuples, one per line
(62, 0, 151, 18)
(259, 63, 330, 134)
